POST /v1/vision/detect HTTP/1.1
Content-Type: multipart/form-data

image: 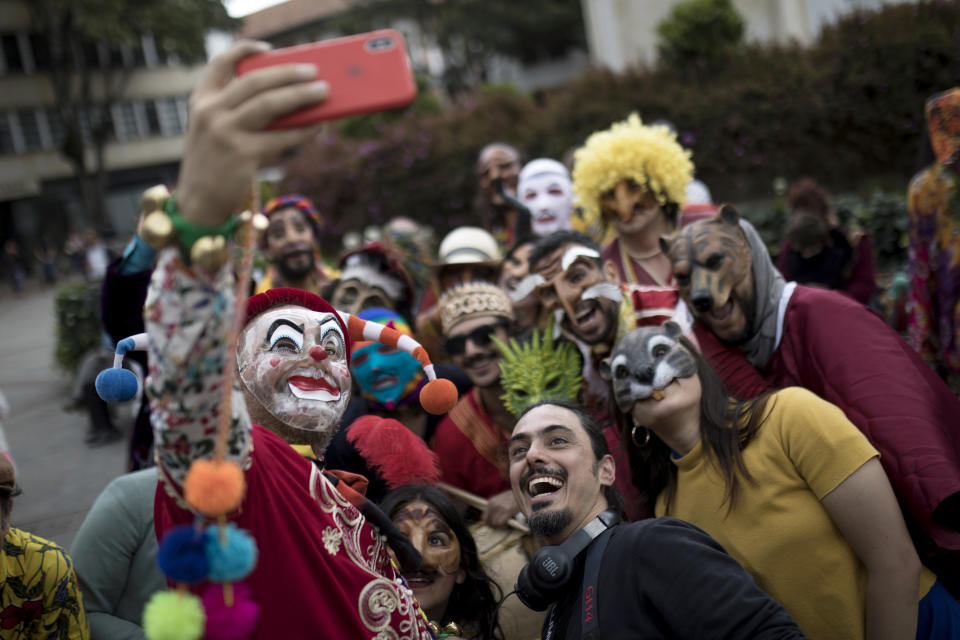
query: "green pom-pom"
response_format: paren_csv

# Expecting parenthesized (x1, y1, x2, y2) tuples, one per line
(143, 590, 206, 640)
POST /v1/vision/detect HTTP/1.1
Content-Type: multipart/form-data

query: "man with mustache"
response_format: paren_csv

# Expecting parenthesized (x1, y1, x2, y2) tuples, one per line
(526, 230, 681, 409)
(508, 400, 806, 639)
(254, 193, 332, 295)
(430, 282, 520, 526)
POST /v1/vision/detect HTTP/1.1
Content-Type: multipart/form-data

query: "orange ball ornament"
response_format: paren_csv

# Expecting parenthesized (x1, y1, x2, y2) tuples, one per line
(419, 378, 458, 415)
(184, 459, 246, 517)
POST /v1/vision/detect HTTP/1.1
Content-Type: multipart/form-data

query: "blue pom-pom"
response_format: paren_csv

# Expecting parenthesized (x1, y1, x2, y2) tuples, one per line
(158, 525, 209, 583)
(204, 524, 258, 582)
(95, 368, 139, 403)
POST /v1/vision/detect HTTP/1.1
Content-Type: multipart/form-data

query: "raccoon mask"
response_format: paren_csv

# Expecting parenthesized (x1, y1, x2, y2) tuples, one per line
(599, 322, 697, 414)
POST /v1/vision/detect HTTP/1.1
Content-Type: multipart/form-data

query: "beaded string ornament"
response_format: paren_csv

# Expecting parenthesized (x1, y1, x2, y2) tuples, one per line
(142, 181, 267, 640)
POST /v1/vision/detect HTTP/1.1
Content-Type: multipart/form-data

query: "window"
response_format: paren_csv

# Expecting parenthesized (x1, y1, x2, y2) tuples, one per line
(0, 113, 15, 155)
(1, 35, 22, 73)
(29, 34, 50, 71)
(156, 98, 183, 135)
(80, 40, 101, 69)
(17, 109, 42, 151)
(143, 100, 162, 136)
(45, 108, 64, 147)
(112, 102, 139, 139)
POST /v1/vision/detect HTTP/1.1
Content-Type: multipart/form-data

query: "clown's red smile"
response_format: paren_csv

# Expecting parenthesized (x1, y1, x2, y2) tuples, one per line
(288, 375, 340, 400)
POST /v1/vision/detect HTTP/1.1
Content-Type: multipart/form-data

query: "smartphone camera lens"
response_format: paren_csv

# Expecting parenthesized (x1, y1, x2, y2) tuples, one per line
(366, 37, 394, 52)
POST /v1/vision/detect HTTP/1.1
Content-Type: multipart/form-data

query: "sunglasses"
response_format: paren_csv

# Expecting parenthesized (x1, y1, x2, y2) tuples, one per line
(444, 321, 507, 355)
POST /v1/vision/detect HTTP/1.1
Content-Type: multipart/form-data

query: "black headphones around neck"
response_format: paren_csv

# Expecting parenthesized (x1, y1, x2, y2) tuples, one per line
(514, 509, 621, 611)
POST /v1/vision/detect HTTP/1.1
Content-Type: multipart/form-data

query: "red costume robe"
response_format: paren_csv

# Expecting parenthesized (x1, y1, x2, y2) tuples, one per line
(431, 388, 510, 499)
(146, 251, 430, 639)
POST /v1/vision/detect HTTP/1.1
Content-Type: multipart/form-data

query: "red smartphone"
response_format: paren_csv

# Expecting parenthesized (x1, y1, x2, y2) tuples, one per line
(235, 29, 417, 128)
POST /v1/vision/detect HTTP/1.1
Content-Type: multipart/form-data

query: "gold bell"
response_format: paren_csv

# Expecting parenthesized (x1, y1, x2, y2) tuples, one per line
(190, 235, 228, 272)
(441, 622, 461, 636)
(235, 211, 270, 245)
(141, 211, 175, 250)
(140, 185, 171, 214)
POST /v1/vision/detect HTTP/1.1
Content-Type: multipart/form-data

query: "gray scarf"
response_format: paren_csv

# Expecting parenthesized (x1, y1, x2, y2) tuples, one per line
(737, 219, 787, 368)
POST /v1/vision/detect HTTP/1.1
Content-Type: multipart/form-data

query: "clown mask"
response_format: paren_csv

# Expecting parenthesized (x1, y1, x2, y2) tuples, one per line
(238, 305, 351, 437)
(351, 343, 422, 409)
(519, 159, 574, 236)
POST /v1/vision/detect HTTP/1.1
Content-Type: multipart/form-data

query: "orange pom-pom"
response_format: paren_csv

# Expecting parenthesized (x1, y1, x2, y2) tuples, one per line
(419, 378, 458, 415)
(183, 459, 245, 517)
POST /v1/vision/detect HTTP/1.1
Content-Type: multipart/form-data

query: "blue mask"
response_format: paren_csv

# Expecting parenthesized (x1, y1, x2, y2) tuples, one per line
(351, 343, 422, 408)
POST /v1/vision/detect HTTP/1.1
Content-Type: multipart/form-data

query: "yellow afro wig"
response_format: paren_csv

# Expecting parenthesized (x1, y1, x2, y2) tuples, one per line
(573, 113, 694, 236)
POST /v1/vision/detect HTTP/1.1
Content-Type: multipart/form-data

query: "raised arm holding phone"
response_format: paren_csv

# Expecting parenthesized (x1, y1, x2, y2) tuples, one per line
(139, 40, 441, 639)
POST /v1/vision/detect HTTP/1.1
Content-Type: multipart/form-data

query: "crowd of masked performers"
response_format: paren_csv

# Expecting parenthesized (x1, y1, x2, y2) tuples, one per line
(4, 43, 959, 640)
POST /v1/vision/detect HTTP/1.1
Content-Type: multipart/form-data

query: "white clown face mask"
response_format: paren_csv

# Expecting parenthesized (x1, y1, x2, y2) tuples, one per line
(237, 305, 352, 436)
(519, 159, 574, 237)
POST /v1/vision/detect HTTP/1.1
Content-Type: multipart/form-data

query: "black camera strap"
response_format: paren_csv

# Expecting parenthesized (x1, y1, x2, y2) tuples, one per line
(580, 525, 613, 639)
(542, 524, 615, 640)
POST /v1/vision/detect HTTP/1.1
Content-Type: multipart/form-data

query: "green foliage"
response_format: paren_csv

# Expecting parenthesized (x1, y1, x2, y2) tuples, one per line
(736, 189, 909, 272)
(54, 281, 103, 374)
(834, 190, 910, 271)
(281, 0, 960, 243)
(656, 0, 745, 72)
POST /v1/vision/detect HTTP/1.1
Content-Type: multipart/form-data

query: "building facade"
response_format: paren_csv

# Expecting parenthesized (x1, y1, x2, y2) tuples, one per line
(580, 0, 918, 73)
(0, 0, 210, 256)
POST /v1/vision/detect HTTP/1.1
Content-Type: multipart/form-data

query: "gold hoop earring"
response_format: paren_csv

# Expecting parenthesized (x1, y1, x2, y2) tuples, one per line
(631, 422, 651, 447)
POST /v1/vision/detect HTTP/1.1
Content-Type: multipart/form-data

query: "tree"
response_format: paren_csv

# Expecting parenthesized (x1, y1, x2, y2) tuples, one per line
(656, 0, 745, 74)
(326, 0, 586, 98)
(27, 0, 236, 231)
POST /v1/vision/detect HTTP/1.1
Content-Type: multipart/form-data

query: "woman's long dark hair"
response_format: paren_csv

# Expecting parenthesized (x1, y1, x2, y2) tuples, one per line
(380, 485, 503, 639)
(623, 337, 775, 516)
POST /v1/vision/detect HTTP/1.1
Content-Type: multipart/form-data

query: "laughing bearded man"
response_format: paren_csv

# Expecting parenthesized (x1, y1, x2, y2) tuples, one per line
(507, 400, 806, 639)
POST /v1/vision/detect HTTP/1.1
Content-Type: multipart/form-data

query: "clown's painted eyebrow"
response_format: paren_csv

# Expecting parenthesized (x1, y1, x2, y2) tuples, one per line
(266, 319, 304, 342)
(561, 246, 600, 271)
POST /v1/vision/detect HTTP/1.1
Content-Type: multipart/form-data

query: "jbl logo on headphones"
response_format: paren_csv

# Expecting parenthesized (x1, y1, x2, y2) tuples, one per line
(540, 556, 560, 577)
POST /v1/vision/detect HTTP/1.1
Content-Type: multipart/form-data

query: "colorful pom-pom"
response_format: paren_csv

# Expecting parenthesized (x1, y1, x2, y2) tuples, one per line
(419, 378, 458, 415)
(202, 582, 260, 640)
(143, 590, 205, 640)
(157, 525, 209, 583)
(95, 367, 140, 403)
(205, 523, 258, 582)
(184, 459, 245, 517)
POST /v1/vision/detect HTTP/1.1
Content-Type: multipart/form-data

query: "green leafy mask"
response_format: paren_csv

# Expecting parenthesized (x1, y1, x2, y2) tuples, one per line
(494, 316, 582, 416)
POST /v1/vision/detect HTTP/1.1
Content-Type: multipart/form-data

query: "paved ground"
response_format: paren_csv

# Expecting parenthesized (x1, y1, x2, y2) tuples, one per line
(0, 284, 127, 551)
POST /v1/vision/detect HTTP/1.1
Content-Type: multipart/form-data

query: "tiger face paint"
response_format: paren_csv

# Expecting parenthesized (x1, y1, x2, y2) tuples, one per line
(237, 305, 351, 436)
(392, 500, 464, 618)
(663, 205, 756, 344)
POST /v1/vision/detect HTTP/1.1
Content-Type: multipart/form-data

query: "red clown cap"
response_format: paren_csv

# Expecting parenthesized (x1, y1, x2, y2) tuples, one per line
(244, 287, 457, 414)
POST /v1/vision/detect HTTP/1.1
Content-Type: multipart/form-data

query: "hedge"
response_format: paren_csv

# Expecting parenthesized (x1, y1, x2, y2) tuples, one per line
(280, 0, 960, 250)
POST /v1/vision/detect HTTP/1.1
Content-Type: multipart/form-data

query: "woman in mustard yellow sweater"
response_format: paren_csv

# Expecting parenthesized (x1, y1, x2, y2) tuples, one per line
(602, 322, 960, 640)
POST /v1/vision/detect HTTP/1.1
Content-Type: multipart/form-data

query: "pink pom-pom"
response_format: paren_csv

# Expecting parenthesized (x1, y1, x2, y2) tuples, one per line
(202, 582, 259, 640)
